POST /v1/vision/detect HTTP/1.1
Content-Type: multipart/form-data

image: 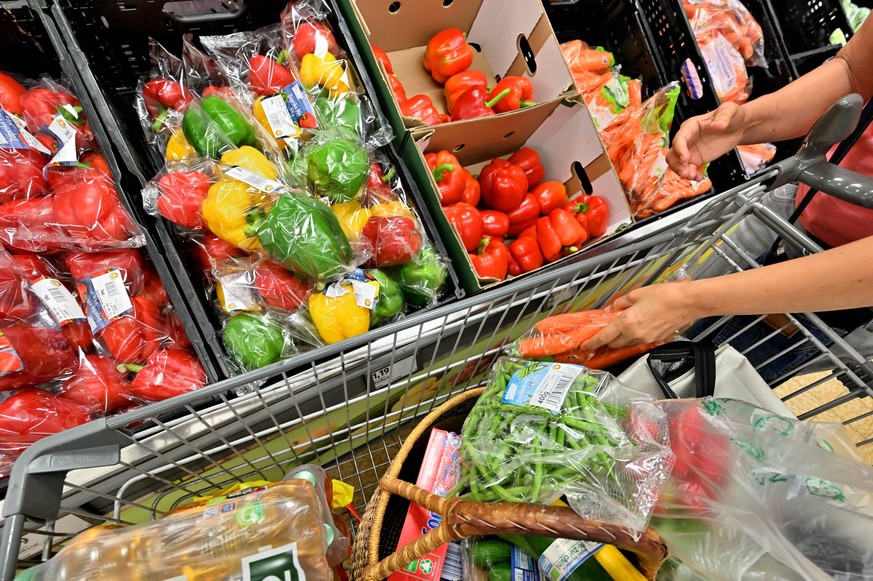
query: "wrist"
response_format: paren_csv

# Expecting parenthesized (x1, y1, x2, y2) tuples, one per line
(679, 279, 717, 322)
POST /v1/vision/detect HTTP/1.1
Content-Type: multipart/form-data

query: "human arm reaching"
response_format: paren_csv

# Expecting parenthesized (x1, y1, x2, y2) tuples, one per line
(666, 17, 873, 180)
(582, 235, 873, 349)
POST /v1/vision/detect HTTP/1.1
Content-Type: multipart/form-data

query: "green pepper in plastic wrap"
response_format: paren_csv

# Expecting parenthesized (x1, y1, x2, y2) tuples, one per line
(367, 268, 404, 325)
(390, 246, 446, 308)
(182, 96, 258, 158)
(255, 192, 352, 281)
(222, 312, 286, 371)
(306, 136, 369, 203)
(313, 97, 362, 139)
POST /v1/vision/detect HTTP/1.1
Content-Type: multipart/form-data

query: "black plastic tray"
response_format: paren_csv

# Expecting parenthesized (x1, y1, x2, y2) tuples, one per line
(765, 0, 853, 75)
(1, 0, 221, 383)
(42, 0, 462, 378)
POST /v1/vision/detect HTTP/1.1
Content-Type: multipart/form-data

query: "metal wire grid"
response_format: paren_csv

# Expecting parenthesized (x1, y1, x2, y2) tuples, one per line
(6, 174, 867, 578)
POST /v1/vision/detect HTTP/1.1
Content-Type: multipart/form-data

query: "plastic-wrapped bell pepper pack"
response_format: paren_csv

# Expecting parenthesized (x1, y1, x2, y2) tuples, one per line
(137, 0, 450, 374)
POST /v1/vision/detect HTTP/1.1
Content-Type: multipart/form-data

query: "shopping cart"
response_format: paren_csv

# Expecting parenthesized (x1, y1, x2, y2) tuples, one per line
(1, 95, 872, 579)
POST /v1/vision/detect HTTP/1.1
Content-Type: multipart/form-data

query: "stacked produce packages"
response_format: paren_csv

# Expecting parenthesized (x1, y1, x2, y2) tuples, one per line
(137, 0, 449, 373)
(0, 74, 206, 476)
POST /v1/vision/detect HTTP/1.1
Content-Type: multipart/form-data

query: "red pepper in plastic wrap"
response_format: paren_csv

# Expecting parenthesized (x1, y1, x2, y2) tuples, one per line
(0, 325, 78, 390)
(155, 170, 210, 230)
(292, 20, 339, 61)
(361, 215, 423, 267)
(61, 354, 133, 414)
(66, 249, 146, 297)
(248, 54, 296, 97)
(363, 162, 396, 206)
(21, 88, 95, 151)
(191, 232, 249, 272)
(0, 149, 48, 203)
(52, 174, 138, 245)
(141, 78, 193, 119)
(0, 72, 26, 116)
(0, 388, 91, 456)
(125, 348, 207, 402)
(97, 296, 166, 364)
(141, 266, 170, 308)
(253, 261, 311, 311)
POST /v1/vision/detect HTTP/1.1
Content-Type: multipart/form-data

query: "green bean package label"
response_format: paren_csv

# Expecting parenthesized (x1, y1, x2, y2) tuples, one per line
(459, 358, 674, 539)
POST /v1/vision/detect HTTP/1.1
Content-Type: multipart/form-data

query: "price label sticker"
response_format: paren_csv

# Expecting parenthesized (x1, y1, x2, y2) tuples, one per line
(0, 106, 51, 153)
(281, 81, 318, 126)
(350, 279, 379, 310)
(216, 271, 260, 314)
(82, 269, 133, 332)
(502, 362, 587, 413)
(260, 94, 301, 140)
(222, 165, 284, 194)
(44, 115, 78, 166)
(30, 277, 86, 325)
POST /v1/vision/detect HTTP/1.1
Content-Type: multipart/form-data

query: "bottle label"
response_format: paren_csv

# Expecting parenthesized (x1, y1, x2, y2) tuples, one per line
(30, 277, 86, 325)
(0, 332, 23, 377)
(240, 541, 306, 581)
(538, 539, 603, 581)
(502, 362, 585, 413)
(82, 269, 134, 332)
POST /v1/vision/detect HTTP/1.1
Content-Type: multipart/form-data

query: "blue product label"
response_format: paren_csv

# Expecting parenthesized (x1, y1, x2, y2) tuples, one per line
(538, 539, 603, 581)
(0, 108, 27, 149)
(511, 545, 541, 581)
(502, 362, 586, 413)
(80, 269, 133, 332)
(282, 81, 317, 126)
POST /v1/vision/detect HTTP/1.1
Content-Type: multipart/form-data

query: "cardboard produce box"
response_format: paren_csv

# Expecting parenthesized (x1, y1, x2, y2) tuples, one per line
(403, 97, 632, 294)
(337, 0, 575, 147)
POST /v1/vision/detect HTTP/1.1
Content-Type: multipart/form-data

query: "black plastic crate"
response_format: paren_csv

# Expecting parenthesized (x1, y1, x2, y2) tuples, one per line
(765, 0, 853, 74)
(0, 0, 221, 382)
(42, 0, 462, 378)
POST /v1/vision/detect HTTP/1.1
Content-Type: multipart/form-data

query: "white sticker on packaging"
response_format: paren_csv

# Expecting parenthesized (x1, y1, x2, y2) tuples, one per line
(90, 269, 134, 320)
(45, 114, 78, 166)
(350, 279, 378, 309)
(538, 538, 603, 581)
(217, 271, 260, 314)
(0, 106, 51, 153)
(60, 103, 80, 120)
(260, 93, 301, 140)
(222, 165, 284, 194)
(700, 36, 742, 101)
(502, 362, 586, 413)
(30, 278, 86, 325)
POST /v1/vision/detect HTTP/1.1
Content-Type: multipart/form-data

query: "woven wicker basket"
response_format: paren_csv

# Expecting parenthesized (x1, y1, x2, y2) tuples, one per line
(351, 387, 669, 580)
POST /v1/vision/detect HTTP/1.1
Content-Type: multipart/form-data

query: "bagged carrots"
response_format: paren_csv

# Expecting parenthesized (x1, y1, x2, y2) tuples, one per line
(737, 142, 777, 174)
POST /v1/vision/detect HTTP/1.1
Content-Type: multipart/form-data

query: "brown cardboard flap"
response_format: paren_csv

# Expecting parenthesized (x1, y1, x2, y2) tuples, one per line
(354, 0, 483, 51)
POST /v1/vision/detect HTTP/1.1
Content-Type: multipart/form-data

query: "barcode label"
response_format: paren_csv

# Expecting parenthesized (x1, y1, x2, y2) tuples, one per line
(0, 106, 50, 153)
(440, 541, 463, 581)
(511, 544, 541, 581)
(216, 271, 260, 314)
(260, 93, 300, 140)
(222, 165, 283, 194)
(89, 269, 133, 323)
(503, 362, 585, 412)
(44, 115, 78, 166)
(350, 279, 379, 310)
(30, 278, 86, 325)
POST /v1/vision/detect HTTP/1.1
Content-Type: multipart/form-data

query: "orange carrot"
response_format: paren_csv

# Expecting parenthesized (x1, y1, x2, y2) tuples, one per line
(553, 342, 661, 369)
(534, 310, 618, 335)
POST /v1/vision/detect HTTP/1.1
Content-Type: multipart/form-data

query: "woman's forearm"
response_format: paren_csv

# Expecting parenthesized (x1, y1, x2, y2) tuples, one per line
(685, 236, 873, 319)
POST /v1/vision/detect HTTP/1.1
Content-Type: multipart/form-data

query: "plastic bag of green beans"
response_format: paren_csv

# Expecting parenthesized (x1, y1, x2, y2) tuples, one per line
(459, 357, 674, 539)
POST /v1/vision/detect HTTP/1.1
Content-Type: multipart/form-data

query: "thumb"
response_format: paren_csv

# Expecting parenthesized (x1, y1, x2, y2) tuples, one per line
(706, 104, 737, 132)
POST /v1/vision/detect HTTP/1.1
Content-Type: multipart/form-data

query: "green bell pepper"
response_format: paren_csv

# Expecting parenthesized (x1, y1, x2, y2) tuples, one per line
(367, 269, 405, 325)
(307, 137, 369, 203)
(314, 97, 362, 139)
(223, 312, 286, 371)
(256, 193, 352, 281)
(391, 247, 446, 308)
(183, 96, 258, 158)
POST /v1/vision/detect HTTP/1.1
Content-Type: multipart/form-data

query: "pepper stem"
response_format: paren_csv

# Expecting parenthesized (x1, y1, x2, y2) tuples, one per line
(277, 49, 289, 66)
(431, 163, 454, 182)
(563, 246, 579, 253)
(477, 237, 491, 255)
(151, 107, 168, 132)
(485, 88, 510, 109)
(119, 363, 144, 373)
(381, 166, 396, 182)
(520, 100, 537, 108)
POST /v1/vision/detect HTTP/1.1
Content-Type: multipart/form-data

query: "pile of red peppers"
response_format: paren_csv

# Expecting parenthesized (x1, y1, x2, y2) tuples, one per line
(432, 146, 610, 281)
(374, 28, 537, 127)
(0, 70, 208, 477)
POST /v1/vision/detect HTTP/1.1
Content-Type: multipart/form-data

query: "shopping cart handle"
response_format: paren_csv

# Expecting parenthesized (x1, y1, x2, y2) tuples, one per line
(770, 94, 873, 207)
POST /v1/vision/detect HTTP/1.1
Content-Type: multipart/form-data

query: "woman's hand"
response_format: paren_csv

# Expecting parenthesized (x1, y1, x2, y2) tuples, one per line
(582, 283, 700, 349)
(667, 102, 747, 180)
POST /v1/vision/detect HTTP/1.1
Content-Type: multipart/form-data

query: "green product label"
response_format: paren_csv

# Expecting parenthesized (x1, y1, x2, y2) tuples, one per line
(236, 501, 265, 527)
(241, 542, 305, 581)
(805, 477, 847, 502)
(752, 414, 794, 436)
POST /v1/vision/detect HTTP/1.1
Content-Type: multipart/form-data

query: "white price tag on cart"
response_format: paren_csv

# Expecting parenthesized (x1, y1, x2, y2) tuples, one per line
(370, 354, 418, 390)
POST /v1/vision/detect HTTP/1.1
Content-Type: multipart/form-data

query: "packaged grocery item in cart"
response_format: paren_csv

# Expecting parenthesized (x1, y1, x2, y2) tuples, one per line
(737, 142, 777, 174)
(683, 0, 766, 67)
(459, 357, 673, 539)
(651, 398, 873, 580)
(24, 480, 334, 580)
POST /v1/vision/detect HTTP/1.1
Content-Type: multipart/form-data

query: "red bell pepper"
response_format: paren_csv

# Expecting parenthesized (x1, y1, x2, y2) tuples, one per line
(423, 28, 473, 84)
(425, 151, 466, 206)
(0, 72, 26, 116)
(518, 224, 537, 239)
(480, 210, 509, 238)
(508, 147, 545, 189)
(11, 255, 52, 280)
(0, 149, 48, 204)
(459, 170, 480, 206)
(248, 53, 296, 97)
(450, 86, 509, 121)
(400, 94, 444, 126)
(537, 209, 588, 261)
(141, 78, 193, 120)
(388, 74, 407, 105)
(507, 253, 521, 277)
(80, 151, 111, 176)
(0, 264, 33, 320)
(66, 249, 146, 297)
(362, 215, 423, 267)
(21, 88, 94, 151)
(0, 325, 79, 390)
(61, 354, 133, 414)
(156, 170, 210, 230)
(165, 311, 193, 351)
(565, 195, 609, 238)
(443, 202, 483, 252)
(98, 296, 166, 364)
(0, 388, 91, 447)
(0, 195, 54, 229)
(45, 165, 101, 192)
(508, 237, 544, 273)
(363, 162, 397, 206)
(252, 261, 310, 311)
(444, 70, 487, 113)
(371, 45, 393, 74)
(469, 237, 509, 280)
(505, 193, 540, 227)
(536, 216, 562, 262)
(532, 181, 568, 215)
(53, 175, 136, 244)
(479, 158, 528, 212)
(124, 348, 207, 402)
(191, 233, 248, 272)
(141, 266, 170, 308)
(292, 20, 339, 61)
(488, 76, 535, 113)
(62, 322, 93, 352)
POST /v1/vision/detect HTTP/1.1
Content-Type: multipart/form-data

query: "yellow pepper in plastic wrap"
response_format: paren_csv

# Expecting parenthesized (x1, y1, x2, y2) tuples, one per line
(332, 200, 371, 239)
(308, 280, 378, 344)
(369, 200, 414, 220)
(299, 52, 350, 99)
(202, 180, 271, 251)
(165, 128, 196, 161)
(220, 146, 279, 180)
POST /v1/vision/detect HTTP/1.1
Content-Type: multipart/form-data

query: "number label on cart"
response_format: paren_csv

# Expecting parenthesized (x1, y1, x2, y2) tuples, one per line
(241, 541, 305, 581)
(370, 354, 418, 389)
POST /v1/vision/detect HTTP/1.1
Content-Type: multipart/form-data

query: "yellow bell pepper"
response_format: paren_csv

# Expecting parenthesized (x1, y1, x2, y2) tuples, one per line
(201, 180, 271, 251)
(332, 201, 371, 239)
(252, 96, 300, 150)
(220, 146, 279, 180)
(368, 200, 414, 220)
(308, 280, 379, 344)
(299, 53, 350, 99)
(165, 128, 196, 161)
